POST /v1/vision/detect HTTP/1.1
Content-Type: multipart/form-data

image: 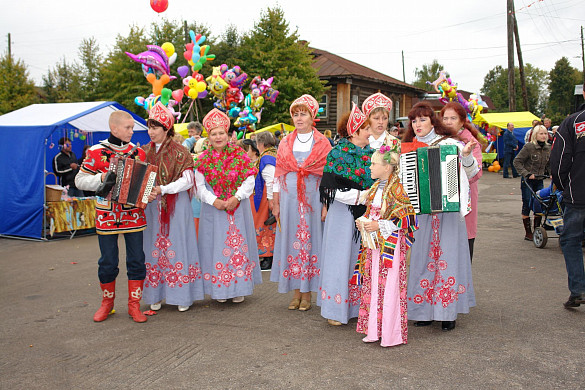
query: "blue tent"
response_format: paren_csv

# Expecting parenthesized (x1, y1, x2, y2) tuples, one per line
(0, 101, 150, 240)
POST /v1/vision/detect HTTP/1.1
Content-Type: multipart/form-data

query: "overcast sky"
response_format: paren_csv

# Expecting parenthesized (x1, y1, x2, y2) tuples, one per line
(1, 0, 583, 93)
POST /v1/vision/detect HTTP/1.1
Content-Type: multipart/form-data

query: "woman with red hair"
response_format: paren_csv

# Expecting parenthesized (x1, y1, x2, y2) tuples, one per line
(440, 102, 483, 261)
(403, 102, 479, 332)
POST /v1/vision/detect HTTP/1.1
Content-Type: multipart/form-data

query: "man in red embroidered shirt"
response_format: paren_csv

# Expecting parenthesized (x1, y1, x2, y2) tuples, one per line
(76, 111, 148, 323)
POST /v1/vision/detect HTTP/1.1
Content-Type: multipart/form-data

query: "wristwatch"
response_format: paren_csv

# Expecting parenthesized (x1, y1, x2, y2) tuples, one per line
(235, 194, 242, 202)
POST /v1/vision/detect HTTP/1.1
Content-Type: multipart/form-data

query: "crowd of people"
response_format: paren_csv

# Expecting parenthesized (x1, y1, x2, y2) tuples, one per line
(73, 85, 585, 348)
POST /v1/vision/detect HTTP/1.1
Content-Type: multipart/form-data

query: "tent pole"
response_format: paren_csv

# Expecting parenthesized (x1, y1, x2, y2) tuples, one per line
(43, 138, 47, 240)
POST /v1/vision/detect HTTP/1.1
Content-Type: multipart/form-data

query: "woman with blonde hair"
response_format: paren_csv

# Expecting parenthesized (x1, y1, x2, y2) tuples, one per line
(513, 125, 551, 241)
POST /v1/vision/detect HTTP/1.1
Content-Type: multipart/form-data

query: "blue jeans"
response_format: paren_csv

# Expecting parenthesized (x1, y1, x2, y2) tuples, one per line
(560, 204, 585, 297)
(97, 231, 145, 283)
(520, 178, 543, 216)
(502, 151, 518, 178)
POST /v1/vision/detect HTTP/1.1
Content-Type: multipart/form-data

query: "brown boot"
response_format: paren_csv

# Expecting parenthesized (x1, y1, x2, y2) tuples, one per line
(93, 281, 115, 322)
(127, 280, 147, 323)
(523, 218, 533, 241)
(533, 215, 542, 231)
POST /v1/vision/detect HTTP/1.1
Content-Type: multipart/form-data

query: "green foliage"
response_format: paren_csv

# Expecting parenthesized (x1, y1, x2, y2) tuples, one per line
(42, 58, 83, 103)
(480, 64, 548, 114)
(547, 57, 581, 122)
(0, 53, 37, 115)
(238, 6, 325, 125)
(412, 60, 445, 91)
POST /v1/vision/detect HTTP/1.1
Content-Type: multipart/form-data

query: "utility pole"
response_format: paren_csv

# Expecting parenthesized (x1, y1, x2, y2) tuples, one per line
(7, 33, 11, 65)
(507, 0, 516, 111)
(402, 50, 405, 82)
(581, 26, 585, 84)
(513, 6, 529, 111)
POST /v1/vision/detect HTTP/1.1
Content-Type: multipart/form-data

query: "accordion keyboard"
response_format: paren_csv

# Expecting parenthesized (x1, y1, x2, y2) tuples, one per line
(399, 151, 420, 214)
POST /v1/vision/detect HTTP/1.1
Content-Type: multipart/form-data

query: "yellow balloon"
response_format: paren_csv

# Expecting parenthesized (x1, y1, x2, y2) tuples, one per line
(188, 79, 198, 89)
(188, 60, 194, 66)
(188, 88, 198, 99)
(161, 42, 175, 57)
(196, 81, 206, 93)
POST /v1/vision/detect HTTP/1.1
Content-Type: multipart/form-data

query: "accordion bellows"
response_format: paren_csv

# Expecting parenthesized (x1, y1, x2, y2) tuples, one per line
(106, 156, 158, 209)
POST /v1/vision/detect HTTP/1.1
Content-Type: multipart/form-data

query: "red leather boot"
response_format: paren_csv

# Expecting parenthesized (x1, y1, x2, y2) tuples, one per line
(127, 280, 147, 323)
(93, 281, 116, 322)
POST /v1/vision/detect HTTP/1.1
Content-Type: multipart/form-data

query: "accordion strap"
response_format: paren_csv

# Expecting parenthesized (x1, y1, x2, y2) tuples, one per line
(102, 143, 139, 158)
(430, 136, 449, 146)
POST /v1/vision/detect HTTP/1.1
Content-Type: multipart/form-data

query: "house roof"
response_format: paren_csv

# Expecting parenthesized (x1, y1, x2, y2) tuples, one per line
(311, 48, 425, 93)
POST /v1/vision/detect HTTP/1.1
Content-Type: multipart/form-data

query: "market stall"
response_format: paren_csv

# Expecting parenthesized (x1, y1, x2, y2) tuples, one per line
(0, 102, 149, 240)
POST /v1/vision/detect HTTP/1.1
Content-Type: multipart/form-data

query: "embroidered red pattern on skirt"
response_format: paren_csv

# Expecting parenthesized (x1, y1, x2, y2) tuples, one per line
(281, 203, 320, 281)
(145, 233, 202, 288)
(203, 214, 256, 288)
(412, 214, 466, 308)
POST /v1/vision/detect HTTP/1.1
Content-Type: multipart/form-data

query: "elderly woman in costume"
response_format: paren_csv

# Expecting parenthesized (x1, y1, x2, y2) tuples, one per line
(142, 102, 204, 313)
(195, 108, 262, 303)
(355, 145, 418, 347)
(362, 93, 400, 151)
(317, 103, 374, 326)
(250, 131, 278, 270)
(403, 102, 479, 332)
(271, 95, 332, 311)
(440, 102, 483, 261)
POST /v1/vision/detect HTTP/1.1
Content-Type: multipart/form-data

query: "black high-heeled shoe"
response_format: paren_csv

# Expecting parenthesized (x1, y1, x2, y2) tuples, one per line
(442, 320, 456, 331)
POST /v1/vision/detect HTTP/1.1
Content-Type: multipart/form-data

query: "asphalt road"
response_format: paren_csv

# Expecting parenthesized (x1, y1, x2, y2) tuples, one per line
(1, 172, 583, 389)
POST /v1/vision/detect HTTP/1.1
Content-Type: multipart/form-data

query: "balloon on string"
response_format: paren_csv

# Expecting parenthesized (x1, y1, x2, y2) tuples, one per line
(172, 89, 184, 102)
(161, 42, 175, 57)
(150, 0, 168, 13)
(177, 65, 190, 78)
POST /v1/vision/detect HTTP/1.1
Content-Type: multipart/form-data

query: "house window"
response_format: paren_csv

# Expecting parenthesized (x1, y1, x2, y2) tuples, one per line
(319, 95, 328, 118)
(394, 99, 400, 123)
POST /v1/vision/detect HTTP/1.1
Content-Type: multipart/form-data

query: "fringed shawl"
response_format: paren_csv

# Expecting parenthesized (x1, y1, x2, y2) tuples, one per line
(350, 175, 418, 286)
(144, 136, 195, 236)
(193, 144, 258, 215)
(274, 128, 331, 212)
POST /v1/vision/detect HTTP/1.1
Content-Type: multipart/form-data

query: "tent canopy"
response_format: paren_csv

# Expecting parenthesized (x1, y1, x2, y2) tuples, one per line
(473, 111, 540, 129)
(0, 101, 148, 240)
(0, 101, 147, 132)
(245, 123, 294, 139)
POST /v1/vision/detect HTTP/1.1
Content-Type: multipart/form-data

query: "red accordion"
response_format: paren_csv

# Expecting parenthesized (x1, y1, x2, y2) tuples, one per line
(105, 156, 158, 209)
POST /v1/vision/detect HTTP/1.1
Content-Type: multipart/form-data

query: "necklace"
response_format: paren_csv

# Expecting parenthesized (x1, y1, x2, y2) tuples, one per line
(296, 132, 313, 143)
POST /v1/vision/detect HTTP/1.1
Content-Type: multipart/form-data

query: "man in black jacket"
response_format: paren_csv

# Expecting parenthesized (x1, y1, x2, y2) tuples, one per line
(53, 137, 83, 197)
(550, 84, 585, 308)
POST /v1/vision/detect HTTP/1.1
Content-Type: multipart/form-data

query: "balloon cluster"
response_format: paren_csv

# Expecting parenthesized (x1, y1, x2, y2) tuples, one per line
(427, 70, 487, 121)
(126, 43, 181, 118)
(207, 65, 279, 138)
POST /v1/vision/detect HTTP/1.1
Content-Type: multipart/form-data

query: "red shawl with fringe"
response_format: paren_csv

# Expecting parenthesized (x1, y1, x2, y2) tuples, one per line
(144, 136, 195, 236)
(274, 128, 331, 211)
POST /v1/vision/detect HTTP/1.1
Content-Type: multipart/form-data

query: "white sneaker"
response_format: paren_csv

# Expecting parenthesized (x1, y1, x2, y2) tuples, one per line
(178, 305, 190, 312)
(232, 296, 245, 303)
(216, 299, 227, 303)
(150, 302, 162, 311)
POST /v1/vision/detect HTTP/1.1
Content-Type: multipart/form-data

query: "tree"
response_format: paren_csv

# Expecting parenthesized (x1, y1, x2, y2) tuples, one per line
(42, 58, 83, 103)
(96, 25, 152, 116)
(548, 57, 581, 122)
(0, 53, 37, 115)
(77, 37, 103, 101)
(412, 60, 445, 91)
(481, 64, 548, 114)
(237, 6, 325, 125)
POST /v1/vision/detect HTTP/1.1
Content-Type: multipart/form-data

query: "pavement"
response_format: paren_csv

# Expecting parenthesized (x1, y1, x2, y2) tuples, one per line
(1, 172, 584, 389)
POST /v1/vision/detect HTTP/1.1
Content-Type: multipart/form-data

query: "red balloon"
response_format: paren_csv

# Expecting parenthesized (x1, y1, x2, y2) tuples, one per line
(150, 0, 168, 13)
(193, 73, 204, 82)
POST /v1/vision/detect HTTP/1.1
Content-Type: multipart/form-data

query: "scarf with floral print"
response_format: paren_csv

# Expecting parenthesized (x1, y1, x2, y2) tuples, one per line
(194, 145, 257, 214)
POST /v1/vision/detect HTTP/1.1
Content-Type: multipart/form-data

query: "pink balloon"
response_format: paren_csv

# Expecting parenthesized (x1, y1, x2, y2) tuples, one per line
(177, 65, 190, 78)
(172, 89, 184, 101)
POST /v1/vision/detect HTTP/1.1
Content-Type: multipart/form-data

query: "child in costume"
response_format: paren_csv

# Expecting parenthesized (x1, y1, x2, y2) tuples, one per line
(355, 145, 418, 347)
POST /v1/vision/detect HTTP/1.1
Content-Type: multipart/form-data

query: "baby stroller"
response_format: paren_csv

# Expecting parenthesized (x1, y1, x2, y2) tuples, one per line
(527, 178, 564, 248)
